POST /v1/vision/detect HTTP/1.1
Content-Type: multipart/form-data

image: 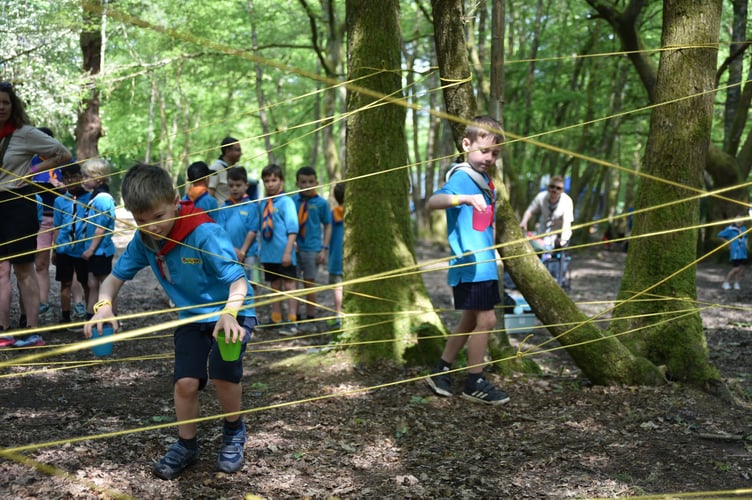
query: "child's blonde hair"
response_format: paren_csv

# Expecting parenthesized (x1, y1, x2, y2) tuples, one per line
(82, 158, 112, 185)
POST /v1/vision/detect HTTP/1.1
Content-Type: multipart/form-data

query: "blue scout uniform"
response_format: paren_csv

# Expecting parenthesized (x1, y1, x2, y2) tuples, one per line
(215, 195, 259, 258)
(291, 192, 331, 252)
(83, 187, 117, 257)
(434, 169, 498, 286)
(258, 195, 298, 265)
(53, 190, 92, 257)
(113, 204, 255, 321)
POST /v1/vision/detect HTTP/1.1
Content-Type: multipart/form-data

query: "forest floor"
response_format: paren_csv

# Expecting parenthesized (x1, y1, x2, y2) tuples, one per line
(0, 223, 751, 499)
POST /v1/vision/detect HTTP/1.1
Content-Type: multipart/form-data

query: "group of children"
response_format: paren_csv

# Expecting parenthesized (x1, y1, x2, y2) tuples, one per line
(80, 158, 346, 480)
(182, 160, 346, 331)
(0, 157, 116, 347)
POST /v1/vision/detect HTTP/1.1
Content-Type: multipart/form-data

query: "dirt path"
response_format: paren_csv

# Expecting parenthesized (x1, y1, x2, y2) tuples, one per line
(0, 233, 750, 499)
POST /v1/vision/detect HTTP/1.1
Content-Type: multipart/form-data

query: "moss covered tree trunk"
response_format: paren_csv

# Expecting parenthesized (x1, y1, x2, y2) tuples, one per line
(611, 0, 722, 387)
(344, 0, 444, 365)
(496, 186, 664, 385)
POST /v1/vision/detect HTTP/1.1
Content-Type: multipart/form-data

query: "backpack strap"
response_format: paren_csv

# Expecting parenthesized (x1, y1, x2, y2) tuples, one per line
(445, 162, 494, 202)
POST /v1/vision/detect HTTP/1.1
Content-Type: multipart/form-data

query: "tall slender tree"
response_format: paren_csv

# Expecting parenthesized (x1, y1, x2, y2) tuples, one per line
(344, 0, 444, 364)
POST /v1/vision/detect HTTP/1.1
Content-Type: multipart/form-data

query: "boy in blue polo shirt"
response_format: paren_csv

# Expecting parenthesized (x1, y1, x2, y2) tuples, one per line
(80, 158, 117, 321)
(215, 167, 259, 284)
(292, 166, 331, 322)
(85, 163, 257, 480)
(425, 115, 510, 406)
(52, 163, 91, 326)
(182, 161, 219, 214)
(258, 163, 299, 332)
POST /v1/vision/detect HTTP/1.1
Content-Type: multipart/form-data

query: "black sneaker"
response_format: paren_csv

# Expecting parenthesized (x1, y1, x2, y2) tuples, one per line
(153, 441, 199, 480)
(461, 376, 510, 405)
(426, 366, 453, 397)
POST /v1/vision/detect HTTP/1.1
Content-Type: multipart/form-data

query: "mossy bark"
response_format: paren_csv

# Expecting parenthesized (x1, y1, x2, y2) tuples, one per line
(496, 185, 664, 385)
(612, 0, 722, 386)
(344, 0, 445, 365)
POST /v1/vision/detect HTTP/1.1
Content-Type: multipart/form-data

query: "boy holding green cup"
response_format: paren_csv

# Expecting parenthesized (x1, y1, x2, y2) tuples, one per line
(85, 163, 257, 480)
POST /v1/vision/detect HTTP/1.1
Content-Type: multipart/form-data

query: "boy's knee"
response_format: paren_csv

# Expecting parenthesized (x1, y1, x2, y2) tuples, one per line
(174, 377, 200, 396)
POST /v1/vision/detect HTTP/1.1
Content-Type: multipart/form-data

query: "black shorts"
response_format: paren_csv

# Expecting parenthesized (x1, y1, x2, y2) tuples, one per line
(731, 259, 747, 268)
(173, 316, 257, 389)
(87, 254, 113, 277)
(55, 252, 89, 285)
(452, 280, 501, 311)
(262, 262, 298, 282)
(0, 187, 39, 264)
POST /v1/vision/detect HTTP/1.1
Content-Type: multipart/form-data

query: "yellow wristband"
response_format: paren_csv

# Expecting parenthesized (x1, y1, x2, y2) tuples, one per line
(93, 299, 112, 313)
(221, 308, 239, 319)
(451, 195, 460, 206)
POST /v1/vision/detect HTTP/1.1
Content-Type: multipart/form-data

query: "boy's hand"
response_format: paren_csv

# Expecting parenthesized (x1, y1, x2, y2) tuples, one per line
(213, 313, 245, 343)
(316, 249, 327, 265)
(84, 304, 118, 339)
(234, 248, 245, 261)
(281, 250, 292, 267)
(467, 194, 488, 212)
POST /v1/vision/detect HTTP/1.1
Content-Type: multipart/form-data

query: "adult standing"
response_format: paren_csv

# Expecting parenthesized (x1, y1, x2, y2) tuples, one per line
(519, 175, 574, 248)
(208, 136, 242, 207)
(0, 82, 72, 345)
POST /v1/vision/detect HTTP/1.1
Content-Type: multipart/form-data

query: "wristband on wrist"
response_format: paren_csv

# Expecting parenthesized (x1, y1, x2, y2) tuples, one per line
(221, 308, 239, 319)
(93, 299, 112, 313)
(451, 195, 460, 206)
(322, 245, 329, 250)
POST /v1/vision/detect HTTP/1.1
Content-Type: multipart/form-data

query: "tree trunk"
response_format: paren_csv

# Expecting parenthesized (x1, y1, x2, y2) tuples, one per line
(248, 0, 274, 164)
(344, 0, 444, 365)
(612, 0, 722, 387)
(76, 0, 104, 162)
(430, 0, 477, 150)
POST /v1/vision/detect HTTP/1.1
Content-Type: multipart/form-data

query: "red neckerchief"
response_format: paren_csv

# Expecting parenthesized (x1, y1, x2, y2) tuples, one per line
(0, 123, 16, 138)
(487, 175, 496, 210)
(156, 201, 214, 279)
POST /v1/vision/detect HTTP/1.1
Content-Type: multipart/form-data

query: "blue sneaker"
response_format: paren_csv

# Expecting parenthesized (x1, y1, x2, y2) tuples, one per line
(12, 334, 45, 348)
(153, 441, 199, 480)
(216, 421, 246, 473)
(73, 302, 87, 319)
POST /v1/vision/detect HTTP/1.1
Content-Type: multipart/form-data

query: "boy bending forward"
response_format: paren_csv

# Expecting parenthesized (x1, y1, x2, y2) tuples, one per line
(85, 163, 257, 480)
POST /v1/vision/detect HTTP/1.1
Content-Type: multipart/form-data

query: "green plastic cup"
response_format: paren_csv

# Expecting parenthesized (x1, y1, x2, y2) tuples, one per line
(216, 330, 242, 361)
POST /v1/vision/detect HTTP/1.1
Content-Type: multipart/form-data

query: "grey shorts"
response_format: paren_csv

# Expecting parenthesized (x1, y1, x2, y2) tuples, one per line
(297, 250, 319, 282)
(328, 273, 342, 285)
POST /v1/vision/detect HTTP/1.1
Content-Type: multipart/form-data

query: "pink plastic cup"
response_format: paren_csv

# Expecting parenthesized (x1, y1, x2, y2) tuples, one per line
(472, 206, 494, 231)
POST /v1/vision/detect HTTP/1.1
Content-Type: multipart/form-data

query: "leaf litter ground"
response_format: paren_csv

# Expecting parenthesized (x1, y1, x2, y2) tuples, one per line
(0, 241, 750, 499)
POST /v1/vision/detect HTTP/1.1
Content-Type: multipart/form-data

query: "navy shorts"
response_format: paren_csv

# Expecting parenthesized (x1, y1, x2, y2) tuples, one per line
(263, 262, 298, 282)
(55, 252, 88, 285)
(452, 280, 501, 311)
(87, 254, 113, 277)
(173, 315, 257, 389)
(731, 259, 747, 268)
(0, 187, 39, 264)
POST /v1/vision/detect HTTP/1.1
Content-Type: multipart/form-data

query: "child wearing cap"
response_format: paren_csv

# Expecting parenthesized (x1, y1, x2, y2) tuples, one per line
(183, 161, 219, 214)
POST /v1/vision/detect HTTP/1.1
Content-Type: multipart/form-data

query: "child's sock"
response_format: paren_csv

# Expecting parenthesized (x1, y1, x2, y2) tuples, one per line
(287, 314, 297, 323)
(271, 312, 282, 324)
(178, 436, 198, 450)
(438, 358, 452, 370)
(223, 418, 243, 431)
(61, 310, 71, 322)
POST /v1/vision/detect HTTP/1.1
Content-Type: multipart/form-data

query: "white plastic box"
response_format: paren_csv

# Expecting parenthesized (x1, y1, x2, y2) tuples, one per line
(503, 296, 536, 334)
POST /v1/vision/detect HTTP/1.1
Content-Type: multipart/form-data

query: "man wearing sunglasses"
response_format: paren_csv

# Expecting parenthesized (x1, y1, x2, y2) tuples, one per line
(519, 175, 574, 248)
